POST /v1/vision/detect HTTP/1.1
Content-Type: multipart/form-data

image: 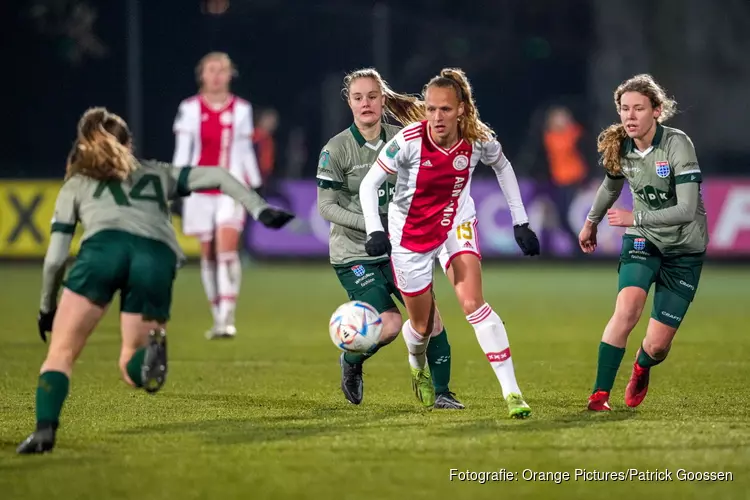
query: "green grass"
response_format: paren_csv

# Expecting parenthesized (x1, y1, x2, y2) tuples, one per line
(0, 262, 749, 499)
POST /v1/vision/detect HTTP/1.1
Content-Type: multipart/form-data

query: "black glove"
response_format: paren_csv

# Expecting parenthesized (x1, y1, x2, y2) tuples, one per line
(379, 214, 389, 235)
(365, 231, 391, 257)
(514, 223, 540, 256)
(258, 208, 295, 229)
(38, 308, 56, 343)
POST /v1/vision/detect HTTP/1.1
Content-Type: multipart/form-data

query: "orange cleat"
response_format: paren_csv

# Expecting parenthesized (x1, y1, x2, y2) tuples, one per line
(587, 390, 611, 411)
(625, 359, 650, 408)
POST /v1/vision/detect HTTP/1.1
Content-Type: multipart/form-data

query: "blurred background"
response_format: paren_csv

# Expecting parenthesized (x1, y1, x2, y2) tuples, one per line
(1, 0, 749, 261)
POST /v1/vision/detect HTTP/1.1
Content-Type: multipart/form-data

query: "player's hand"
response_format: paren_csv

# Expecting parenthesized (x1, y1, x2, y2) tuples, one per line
(513, 223, 540, 256)
(258, 208, 295, 229)
(38, 308, 56, 343)
(607, 208, 634, 227)
(579, 220, 598, 254)
(365, 231, 391, 257)
(379, 214, 389, 235)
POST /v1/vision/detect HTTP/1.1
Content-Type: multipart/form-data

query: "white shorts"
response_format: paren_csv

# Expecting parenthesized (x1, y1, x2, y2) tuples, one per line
(182, 193, 246, 241)
(391, 217, 481, 296)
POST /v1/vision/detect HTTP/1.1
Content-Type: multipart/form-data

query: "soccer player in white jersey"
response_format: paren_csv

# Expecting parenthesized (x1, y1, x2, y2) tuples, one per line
(172, 52, 263, 339)
(359, 68, 541, 418)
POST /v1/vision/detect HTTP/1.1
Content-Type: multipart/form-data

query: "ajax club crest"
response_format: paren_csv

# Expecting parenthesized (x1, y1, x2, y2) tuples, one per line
(453, 154, 469, 171)
(655, 160, 670, 178)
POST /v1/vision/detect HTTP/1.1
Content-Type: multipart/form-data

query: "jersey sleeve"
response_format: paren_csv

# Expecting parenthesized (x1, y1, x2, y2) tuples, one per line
(479, 139, 504, 166)
(164, 163, 193, 200)
(172, 101, 194, 166)
(375, 133, 408, 175)
(668, 133, 702, 185)
(315, 144, 346, 190)
(50, 178, 80, 234)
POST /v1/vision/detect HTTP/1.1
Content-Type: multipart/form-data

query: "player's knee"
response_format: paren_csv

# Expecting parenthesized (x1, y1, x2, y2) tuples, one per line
(459, 298, 485, 317)
(614, 288, 646, 329)
(380, 310, 403, 343)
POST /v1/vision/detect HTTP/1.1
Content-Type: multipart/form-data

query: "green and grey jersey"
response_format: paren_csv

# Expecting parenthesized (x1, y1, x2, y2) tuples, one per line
(40, 160, 269, 310)
(587, 124, 708, 255)
(316, 123, 400, 266)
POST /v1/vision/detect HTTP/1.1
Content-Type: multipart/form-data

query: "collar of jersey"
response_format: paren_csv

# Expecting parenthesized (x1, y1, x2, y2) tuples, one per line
(620, 123, 664, 157)
(349, 123, 387, 148)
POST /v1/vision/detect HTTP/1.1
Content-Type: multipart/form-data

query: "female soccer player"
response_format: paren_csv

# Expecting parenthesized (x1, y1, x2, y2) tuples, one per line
(359, 68, 540, 418)
(17, 107, 293, 454)
(172, 52, 262, 339)
(580, 74, 707, 411)
(317, 68, 462, 409)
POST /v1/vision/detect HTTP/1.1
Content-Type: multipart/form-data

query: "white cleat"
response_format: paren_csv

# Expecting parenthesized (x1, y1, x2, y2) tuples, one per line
(205, 326, 236, 340)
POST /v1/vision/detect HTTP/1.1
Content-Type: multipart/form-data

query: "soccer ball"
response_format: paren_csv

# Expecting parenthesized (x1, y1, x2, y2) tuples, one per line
(329, 301, 383, 353)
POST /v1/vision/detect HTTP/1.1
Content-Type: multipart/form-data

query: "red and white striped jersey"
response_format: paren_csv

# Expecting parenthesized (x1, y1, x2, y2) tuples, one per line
(172, 94, 262, 194)
(362, 120, 529, 253)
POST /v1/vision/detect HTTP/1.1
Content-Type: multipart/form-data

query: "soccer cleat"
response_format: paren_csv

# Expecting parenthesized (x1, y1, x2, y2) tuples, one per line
(410, 366, 435, 408)
(339, 352, 364, 405)
(142, 328, 168, 394)
(205, 325, 237, 340)
(587, 390, 611, 411)
(434, 391, 465, 410)
(506, 393, 531, 419)
(625, 359, 650, 408)
(16, 427, 56, 455)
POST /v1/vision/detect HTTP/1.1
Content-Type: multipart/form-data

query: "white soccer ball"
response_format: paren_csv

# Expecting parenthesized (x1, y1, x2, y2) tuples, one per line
(329, 300, 383, 353)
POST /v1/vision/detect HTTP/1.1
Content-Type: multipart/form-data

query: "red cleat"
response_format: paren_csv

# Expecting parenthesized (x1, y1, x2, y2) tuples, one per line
(625, 359, 650, 407)
(587, 390, 611, 411)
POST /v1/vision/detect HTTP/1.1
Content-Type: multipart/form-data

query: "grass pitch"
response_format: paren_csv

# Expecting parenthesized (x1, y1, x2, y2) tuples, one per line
(0, 262, 748, 499)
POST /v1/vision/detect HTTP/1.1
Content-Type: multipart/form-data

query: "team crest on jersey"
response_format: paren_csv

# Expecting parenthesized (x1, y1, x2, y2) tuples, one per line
(633, 238, 646, 251)
(385, 141, 400, 159)
(351, 265, 366, 277)
(219, 111, 234, 126)
(453, 154, 469, 171)
(319, 151, 330, 168)
(655, 160, 670, 178)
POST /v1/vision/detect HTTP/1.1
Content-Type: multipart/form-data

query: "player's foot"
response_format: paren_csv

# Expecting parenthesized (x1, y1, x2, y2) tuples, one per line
(506, 393, 531, 419)
(142, 328, 167, 394)
(410, 366, 435, 408)
(205, 325, 236, 340)
(587, 390, 611, 411)
(625, 358, 650, 408)
(339, 353, 363, 405)
(434, 391, 465, 410)
(16, 427, 56, 455)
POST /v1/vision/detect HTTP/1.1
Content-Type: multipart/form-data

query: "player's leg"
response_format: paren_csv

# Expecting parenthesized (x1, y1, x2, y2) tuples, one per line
(120, 236, 178, 393)
(588, 235, 657, 411)
(17, 236, 121, 454)
(386, 260, 461, 408)
(333, 260, 402, 404)
(624, 252, 704, 407)
(391, 244, 438, 407)
(214, 195, 246, 338)
(183, 193, 221, 334)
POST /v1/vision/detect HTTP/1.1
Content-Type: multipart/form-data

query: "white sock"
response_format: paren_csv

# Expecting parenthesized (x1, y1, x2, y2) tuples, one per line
(467, 303, 522, 398)
(200, 259, 220, 327)
(217, 251, 242, 328)
(402, 320, 430, 370)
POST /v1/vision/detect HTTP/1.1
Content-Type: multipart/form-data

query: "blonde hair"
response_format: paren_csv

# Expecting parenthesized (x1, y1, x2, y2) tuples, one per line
(342, 68, 425, 126)
(424, 68, 495, 144)
(195, 51, 238, 87)
(598, 73, 677, 175)
(65, 107, 136, 181)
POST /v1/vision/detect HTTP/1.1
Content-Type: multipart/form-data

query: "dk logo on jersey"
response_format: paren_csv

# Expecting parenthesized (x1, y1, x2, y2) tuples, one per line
(655, 161, 670, 178)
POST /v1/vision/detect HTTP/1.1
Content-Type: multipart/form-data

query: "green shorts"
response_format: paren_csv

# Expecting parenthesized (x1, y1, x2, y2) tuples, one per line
(65, 230, 178, 322)
(333, 259, 403, 313)
(618, 234, 704, 328)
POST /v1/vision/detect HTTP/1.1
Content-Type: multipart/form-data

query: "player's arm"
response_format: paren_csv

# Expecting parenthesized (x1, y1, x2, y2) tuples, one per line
(236, 110, 263, 189)
(316, 148, 366, 232)
(40, 180, 78, 314)
(634, 134, 702, 228)
(360, 135, 403, 235)
(586, 172, 626, 224)
(482, 140, 529, 226)
(172, 102, 193, 166)
(167, 166, 293, 228)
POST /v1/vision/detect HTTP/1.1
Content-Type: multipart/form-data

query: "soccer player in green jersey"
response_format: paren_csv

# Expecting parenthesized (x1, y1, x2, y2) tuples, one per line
(316, 69, 463, 409)
(17, 107, 293, 454)
(579, 74, 707, 411)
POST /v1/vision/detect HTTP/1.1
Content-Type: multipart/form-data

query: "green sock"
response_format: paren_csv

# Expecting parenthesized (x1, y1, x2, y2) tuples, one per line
(426, 328, 452, 394)
(36, 371, 70, 430)
(126, 347, 147, 387)
(637, 345, 664, 368)
(592, 341, 626, 394)
(343, 344, 381, 366)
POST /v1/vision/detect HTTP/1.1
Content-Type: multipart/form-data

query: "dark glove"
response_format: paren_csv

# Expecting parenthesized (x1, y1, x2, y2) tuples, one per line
(258, 208, 295, 229)
(514, 223, 540, 256)
(365, 231, 391, 257)
(38, 308, 56, 343)
(379, 214, 389, 234)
